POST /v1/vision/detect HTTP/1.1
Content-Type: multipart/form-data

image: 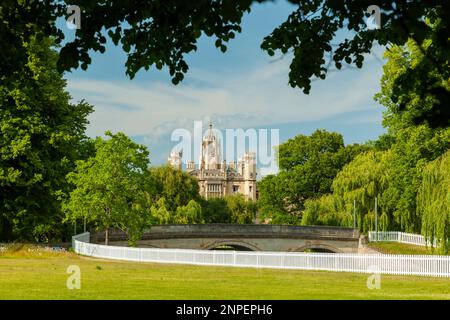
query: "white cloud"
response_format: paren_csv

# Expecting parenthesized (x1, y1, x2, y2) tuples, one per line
(66, 50, 385, 141)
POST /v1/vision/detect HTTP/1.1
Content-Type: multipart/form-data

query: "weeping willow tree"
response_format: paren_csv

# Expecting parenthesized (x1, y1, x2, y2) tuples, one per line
(418, 151, 450, 254)
(331, 150, 393, 233)
(301, 194, 352, 227)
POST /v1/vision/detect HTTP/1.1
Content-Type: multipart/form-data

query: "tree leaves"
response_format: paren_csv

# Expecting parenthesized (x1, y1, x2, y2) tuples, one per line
(63, 132, 151, 245)
(332, 150, 392, 232)
(0, 35, 93, 241)
(258, 129, 366, 223)
(418, 150, 450, 254)
(4, 1, 449, 124)
(149, 165, 200, 213)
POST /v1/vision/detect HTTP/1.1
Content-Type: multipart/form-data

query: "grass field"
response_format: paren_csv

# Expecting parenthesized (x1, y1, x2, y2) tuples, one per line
(1, 245, 450, 299)
(368, 242, 438, 255)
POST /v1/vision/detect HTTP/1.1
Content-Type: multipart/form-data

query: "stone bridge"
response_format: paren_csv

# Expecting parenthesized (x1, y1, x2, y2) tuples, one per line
(91, 224, 361, 253)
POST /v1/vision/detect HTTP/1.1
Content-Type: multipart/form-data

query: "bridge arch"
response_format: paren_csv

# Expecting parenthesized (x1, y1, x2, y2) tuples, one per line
(91, 224, 360, 253)
(204, 240, 261, 251)
(294, 243, 343, 253)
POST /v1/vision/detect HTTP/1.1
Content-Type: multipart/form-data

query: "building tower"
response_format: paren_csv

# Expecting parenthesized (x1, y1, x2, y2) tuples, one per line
(168, 150, 183, 170)
(241, 152, 257, 200)
(199, 122, 222, 170)
(167, 123, 257, 201)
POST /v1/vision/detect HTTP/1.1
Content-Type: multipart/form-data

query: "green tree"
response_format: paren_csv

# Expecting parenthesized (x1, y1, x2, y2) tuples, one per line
(278, 130, 344, 171)
(174, 200, 203, 224)
(301, 194, 351, 227)
(418, 151, 450, 254)
(280, 131, 367, 204)
(201, 198, 231, 224)
(374, 39, 450, 232)
(376, 38, 450, 131)
(383, 126, 450, 232)
(0, 36, 92, 241)
(4, 1, 448, 125)
(148, 198, 172, 225)
(257, 173, 291, 223)
(149, 165, 200, 213)
(63, 132, 151, 245)
(332, 150, 392, 233)
(318, 126, 450, 234)
(200, 195, 256, 224)
(224, 194, 257, 224)
(258, 130, 367, 223)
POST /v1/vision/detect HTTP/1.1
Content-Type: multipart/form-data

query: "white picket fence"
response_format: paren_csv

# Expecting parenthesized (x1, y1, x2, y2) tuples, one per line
(368, 231, 437, 247)
(72, 233, 450, 277)
(72, 232, 90, 248)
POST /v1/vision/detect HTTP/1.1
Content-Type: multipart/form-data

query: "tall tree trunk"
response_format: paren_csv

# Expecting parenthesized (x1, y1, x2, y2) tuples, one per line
(105, 227, 109, 246)
(0, 217, 13, 241)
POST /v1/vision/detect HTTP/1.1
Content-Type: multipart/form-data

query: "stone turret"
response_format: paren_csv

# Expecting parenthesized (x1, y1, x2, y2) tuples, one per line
(240, 152, 257, 200)
(168, 150, 182, 170)
(186, 161, 195, 172)
(200, 122, 221, 170)
(242, 152, 256, 180)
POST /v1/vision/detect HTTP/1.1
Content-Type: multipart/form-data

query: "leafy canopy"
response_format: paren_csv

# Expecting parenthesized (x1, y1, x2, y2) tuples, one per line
(258, 129, 367, 223)
(418, 151, 450, 254)
(0, 35, 92, 241)
(3, 1, 448, 126)
(63, 132, 151, 245)
(149, 165, 200, 213)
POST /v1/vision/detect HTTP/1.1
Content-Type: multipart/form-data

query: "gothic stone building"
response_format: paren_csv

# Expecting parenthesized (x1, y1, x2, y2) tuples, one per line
(168, 124, 257, 201)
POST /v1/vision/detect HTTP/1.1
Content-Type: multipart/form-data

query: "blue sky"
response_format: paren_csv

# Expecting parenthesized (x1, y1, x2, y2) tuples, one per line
(63, 1, 387, 174)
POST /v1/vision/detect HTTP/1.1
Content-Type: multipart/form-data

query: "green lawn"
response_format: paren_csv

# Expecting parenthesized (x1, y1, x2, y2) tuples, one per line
(1, 245, 450, 299)
(368, 242, 438, 255)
